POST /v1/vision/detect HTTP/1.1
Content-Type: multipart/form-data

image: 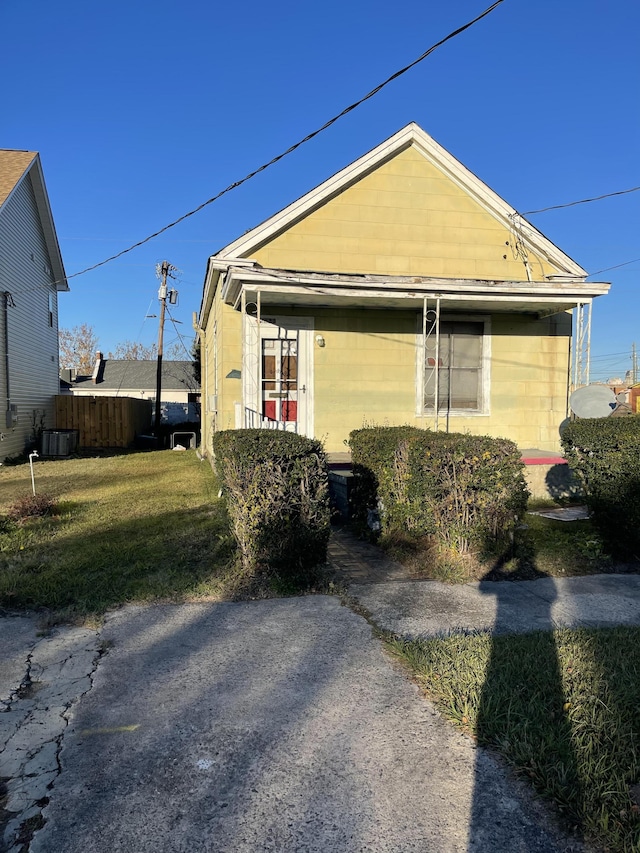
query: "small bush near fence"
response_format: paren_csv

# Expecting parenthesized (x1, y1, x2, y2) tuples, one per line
(562, 416, 640, 559)
(349, 427, 528, 558)
(212, 429, 330, 581)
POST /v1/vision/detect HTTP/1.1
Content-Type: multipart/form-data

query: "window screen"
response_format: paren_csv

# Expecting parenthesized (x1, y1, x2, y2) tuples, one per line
(425, 321, 484, 411)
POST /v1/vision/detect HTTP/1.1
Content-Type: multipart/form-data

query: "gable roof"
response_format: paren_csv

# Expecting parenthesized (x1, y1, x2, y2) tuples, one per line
(213, 122, 587, 278)
(69, 360, 198, 393)
(0, 149, 68, 292)
(0, 150, 37, 207)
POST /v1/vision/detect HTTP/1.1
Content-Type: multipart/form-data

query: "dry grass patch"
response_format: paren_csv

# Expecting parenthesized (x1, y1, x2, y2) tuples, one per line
(380, 511, 625, 583)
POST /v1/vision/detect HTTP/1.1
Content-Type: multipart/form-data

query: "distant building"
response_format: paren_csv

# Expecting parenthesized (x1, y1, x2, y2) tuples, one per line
(60, 353, 200, 424)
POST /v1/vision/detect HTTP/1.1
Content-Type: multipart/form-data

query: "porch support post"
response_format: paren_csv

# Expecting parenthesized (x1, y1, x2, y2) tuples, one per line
(421, 297, 427, 430)
(571, 300, 592, 392)
(422, 296, 441, 431)
(585, 299, 592, 386)
(241, 288, 247, 428)
(433, 296, 441, 432)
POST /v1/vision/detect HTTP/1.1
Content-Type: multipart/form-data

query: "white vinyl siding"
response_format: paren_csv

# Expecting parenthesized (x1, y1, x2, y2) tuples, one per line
(0, 172, 60, 458)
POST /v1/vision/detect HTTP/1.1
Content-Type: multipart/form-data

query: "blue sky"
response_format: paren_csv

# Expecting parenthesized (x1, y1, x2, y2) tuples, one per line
(2, 0, 638, 381)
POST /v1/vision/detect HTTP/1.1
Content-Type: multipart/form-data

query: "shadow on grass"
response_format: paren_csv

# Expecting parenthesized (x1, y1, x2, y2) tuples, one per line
(469, 557, 584, 849)
(0, 502, 237, 616)
(467, 545, 640, 850)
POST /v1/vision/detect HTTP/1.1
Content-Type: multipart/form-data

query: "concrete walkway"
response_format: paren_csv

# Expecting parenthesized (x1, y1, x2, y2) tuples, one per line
(328, 527, 640, 638)
(4, 530, 639, 852)
(3, 600, 583, 853)
(350, 573, 640, 638)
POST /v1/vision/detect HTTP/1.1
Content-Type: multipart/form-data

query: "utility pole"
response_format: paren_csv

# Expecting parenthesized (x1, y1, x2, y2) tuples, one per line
(154, 261, 177, 438)
(633, 342, 638, 385)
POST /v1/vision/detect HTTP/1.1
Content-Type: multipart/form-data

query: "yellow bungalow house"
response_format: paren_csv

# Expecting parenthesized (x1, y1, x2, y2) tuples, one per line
(197, 123, 609, 457)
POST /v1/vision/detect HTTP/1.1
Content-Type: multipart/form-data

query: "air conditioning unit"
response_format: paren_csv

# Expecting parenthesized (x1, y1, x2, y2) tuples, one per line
(41, 430, 78, 457)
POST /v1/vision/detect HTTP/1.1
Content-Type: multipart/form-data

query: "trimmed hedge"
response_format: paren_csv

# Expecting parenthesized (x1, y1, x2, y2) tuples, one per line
(211, 429, 330, 577)
(561, 416, 640, 558)
(349, 426, 528, 555)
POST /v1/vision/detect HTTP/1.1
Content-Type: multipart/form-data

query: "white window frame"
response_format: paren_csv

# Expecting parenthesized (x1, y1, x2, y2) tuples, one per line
(416, 313, 491, 417)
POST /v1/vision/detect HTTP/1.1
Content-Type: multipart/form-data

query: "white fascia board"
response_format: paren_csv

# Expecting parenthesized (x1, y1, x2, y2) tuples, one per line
(198, 256, 257, 328)
(198, 258, 220, 330)
(28, 156, 69, 291)
(213, 122, 588, 278)
(214, 124, 422, 259)
(227, 266, 609, 298)
(407, 132, 588, 278)
(222, 266, 610, 311)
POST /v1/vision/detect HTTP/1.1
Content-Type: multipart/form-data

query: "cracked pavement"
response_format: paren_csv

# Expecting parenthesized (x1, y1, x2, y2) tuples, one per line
(0, 617, 101, 853)
(0, 599, 584, 853)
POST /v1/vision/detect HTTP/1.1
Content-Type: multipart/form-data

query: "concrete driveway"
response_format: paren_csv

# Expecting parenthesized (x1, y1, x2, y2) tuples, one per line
(1, 598, 577, 853)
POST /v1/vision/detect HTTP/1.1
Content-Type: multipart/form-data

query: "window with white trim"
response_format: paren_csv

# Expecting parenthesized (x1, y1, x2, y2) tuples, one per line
(422, 317, 490, 414)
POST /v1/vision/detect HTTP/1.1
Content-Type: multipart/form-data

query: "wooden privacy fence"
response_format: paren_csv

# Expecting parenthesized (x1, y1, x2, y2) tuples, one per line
(55, 396, 152, 448)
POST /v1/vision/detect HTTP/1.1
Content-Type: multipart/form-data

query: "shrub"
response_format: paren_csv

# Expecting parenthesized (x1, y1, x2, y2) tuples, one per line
(349, 427, 528, 556)
(211, 429, 330, 579)
(348, 426, 424, 531)
(6, 493, 56, 523)
(562, 416, 640, 558)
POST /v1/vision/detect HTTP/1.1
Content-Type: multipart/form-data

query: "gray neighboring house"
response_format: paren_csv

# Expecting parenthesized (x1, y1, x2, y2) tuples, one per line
(60, 354, 200, 424)
(0, 150, 68, 460)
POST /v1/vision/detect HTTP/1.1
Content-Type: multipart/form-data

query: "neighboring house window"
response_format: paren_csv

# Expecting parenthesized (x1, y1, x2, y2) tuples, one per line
(422, 317, 490, 414)
(48, 292, 54, 327)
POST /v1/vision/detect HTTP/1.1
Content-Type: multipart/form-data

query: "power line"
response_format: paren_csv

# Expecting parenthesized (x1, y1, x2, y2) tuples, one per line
(166, 305, 194, 361)
(587, 257, 640, 277)
(521, 185, 640, 216)
(62, 0, 506, 284)
(589, 351, 631, 360)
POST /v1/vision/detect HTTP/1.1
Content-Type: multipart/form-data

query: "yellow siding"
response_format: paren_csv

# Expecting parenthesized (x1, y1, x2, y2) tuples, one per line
(201, 142, 575, 456)
(203, 303, 571, 455)
(249, 147, 558, 282)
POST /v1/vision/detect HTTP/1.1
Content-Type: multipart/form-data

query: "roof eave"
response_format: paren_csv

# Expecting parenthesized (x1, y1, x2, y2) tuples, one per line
(221, 265, 610, 317)
(28, 156, 69, 292)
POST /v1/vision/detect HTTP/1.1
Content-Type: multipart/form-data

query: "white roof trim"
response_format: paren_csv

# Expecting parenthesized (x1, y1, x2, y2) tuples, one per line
(214, 264, 607, 318)
(28, 156, 69, 292)
(214, 122, 587, 278)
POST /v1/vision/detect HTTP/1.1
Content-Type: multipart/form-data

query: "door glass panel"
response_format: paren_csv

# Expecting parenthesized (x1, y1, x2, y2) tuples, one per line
(261, 338, 298, 424)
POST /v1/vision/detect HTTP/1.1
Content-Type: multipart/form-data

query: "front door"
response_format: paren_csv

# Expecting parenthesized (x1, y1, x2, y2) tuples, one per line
(261, 336, 299, 427)
(244, 315, 314, 436)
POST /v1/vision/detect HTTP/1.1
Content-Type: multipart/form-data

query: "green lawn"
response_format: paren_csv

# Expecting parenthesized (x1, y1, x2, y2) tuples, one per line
(0, 451, 236, 620)
(390, 628, 640, 852)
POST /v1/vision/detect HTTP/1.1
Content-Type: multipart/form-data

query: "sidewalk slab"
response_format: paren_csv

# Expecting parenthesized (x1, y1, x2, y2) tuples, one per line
(351, 574, 640, 639)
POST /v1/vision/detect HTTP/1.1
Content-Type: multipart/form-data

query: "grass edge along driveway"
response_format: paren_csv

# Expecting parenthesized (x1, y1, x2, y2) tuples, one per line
(389, 626, 640, 853)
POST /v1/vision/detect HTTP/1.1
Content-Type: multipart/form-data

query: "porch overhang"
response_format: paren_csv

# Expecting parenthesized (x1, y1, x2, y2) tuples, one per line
(215, 262, 610, 318)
